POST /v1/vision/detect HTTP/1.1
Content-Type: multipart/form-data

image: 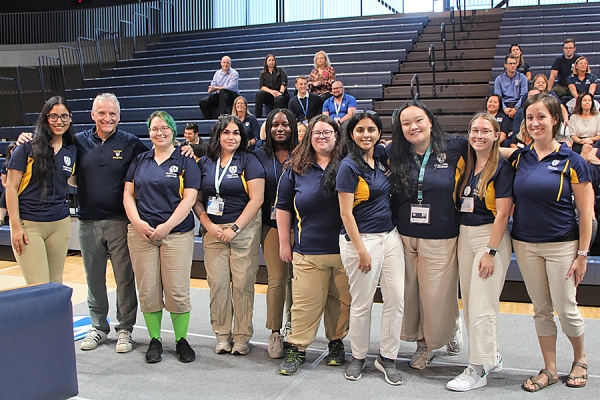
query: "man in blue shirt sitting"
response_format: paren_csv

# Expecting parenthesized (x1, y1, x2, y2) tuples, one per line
(322, 81, 357, 129)
(494, 54, 528, 119)
(199, 56, 239, 119)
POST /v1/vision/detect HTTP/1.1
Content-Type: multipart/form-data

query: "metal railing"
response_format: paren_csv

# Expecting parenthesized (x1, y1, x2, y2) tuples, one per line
(16, 66, 44, 115)
(0, 77, 23, 126)
(440, 23, 449, 71)
(38, 55, 64, 101)
(58, 46, 84, 90)
(78, 37, 102, 81)
(450, 6, 457, 49)
(428, 44, 437, 98)
(410, 74, 420, 101)
(95, 29, 119, 71)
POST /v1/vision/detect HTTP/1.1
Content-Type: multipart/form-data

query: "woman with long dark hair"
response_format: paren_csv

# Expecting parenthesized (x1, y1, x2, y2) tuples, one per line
(0, 142, 17, 224)
(568, 92, 600, 154)
(255, 54, 290, 118)
(6, 96, 76, 284)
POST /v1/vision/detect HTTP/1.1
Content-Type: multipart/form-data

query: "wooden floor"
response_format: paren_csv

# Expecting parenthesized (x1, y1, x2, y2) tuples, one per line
(2, 254, 599, 318)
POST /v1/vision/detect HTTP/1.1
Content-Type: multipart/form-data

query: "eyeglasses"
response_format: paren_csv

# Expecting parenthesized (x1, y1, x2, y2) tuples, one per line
(312, 130, 334, 138)
(468, 129, 496, 137)
(185, 122, 198, 130)
(355, 110, 377, 116)
(149, 126, 171, 134)
(47, 113, 71, 122)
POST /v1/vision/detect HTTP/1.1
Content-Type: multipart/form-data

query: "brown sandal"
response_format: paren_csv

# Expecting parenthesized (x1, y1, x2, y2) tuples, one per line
(566, 362, 588, 388)
(522, 369, 557, 392)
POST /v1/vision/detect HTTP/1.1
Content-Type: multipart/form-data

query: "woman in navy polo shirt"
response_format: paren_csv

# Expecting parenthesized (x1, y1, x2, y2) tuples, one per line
(232, 96, 260, 149)
(508, 93, 593, 392)
(6, 96, 75, 285)
(566, 56, 598, 112)
(276, 114, 351, 375)
(447, 113, 514, 391)
(194, 115, 265, 356)
(254, 108, 299, 359)
(337, 111, 405, 385)
(387, 100, 467, 370)
(485, 94, 512, 147)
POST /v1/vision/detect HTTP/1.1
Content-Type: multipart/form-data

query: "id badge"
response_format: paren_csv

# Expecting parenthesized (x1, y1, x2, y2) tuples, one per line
(207, 196, 225, 216)
(270, 204, 277, 220)
(460, 197, 475, 213)
(410, 204, 430, 224)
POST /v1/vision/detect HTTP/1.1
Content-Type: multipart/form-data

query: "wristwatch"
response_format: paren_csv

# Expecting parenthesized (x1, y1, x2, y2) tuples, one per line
(486, 246, 498, 257)
(231, 224, 241, 234)
(577, 250, 590, 257)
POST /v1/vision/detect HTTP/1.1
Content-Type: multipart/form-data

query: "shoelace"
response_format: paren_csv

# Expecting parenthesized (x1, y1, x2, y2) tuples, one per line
(285, 350, 299, 363)
(117, 333, 130, 345)
(329, 342, 343, 354)
(85, 329, 101, 343)
(458, 366, 484, 380)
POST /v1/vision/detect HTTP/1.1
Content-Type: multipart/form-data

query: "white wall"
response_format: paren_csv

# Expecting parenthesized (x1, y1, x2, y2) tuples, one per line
(0, 42, 76, 67)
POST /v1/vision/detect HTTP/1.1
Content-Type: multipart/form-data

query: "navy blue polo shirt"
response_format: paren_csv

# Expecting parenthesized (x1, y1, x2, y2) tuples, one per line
(125, 147, 200, 233)
(459, 157, 514, 226)
(276, 164, 342, 254)
(74, 128, 149, 220)
(254, 148, 285, 228)
(8, 141, 76, 222)
(495, 112, 512, 135)
(388, 136, 468, 239)
(567, 73, 598, 95)
(509, 142, 591, 242)
(336, 155, 394, 234)
(198, 151, 265, 224)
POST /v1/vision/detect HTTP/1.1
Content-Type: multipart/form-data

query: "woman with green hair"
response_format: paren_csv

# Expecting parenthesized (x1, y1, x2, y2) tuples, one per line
(123, 110, 200, 363)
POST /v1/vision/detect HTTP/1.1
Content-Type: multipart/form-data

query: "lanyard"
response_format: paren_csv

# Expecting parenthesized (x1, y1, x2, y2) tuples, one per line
(272, 155, 288, 186)
(334, 98, 342, 118)
(215, 154, 235, 195)
(411, 143, 432, 203)
(298, 95, 309, 119)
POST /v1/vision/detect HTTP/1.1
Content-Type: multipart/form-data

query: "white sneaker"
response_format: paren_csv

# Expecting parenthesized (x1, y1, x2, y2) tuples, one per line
(446, 323, 463, 356)
(115, 329, 133, 353)
(447, 365, 487, 391)
(232, 341, 250, 355)
(267, 332, 284, 359)
(215, 341, 232, 354)
(80, 328, 108, 351)
(410, 342, 433, 370)
(485, 352, 503, 374)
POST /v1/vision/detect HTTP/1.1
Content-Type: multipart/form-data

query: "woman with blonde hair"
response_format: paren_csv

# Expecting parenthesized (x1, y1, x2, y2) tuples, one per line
(232, 96, 260, 149)
(308, 51, 336, 101)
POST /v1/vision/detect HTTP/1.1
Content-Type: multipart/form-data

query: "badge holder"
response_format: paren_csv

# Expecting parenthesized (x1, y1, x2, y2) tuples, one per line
(207, 196, 225, 216)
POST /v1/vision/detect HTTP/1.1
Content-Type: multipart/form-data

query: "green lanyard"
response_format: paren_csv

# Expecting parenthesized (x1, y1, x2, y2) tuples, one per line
(411, 143, 432, 204)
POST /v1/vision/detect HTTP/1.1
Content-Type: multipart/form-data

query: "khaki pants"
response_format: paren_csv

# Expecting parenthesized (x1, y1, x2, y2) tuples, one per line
(513, 239, 585, 338)
(400, 235, 459, 350)
(457, 224, 510, 366)
(287, 252, 351, 351)
(127, 226, 193, 313)
(202, 212, 262, 343)
(261, 225, 292, 331)
(14, 217, 71, 285)
(340, 229, 405, 360)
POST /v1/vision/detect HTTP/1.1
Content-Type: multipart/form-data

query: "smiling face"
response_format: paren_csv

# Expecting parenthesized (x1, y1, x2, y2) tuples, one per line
(221, 56, 231, 72)
(295, 78, 308, 96)
(486, 96, 500, 114)
(220, 121, 241, 154)
(533, 76, 547, 92)
(47, 104, 72, 136)
(91, 99, 120, 137)
(311, 120, 337, 157)
(149, 116, 174, 148)
(183, 128, 198, 143)
(270, 112, 292, 144)
(351, 117, 381, 153)
(400, 106, 432, 150)
(526, 101, 557, 142)
(297, 123, 307, 141)
(234, 98, 247, 115)
(468, 117, 498, 154)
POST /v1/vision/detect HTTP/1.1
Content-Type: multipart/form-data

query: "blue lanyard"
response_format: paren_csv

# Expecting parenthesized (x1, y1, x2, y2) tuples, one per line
(411, 143, 432, 203)
(298, 95, 309, 119)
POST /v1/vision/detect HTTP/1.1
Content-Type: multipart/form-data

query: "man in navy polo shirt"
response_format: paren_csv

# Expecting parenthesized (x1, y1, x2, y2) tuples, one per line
(548, 38, 582, 97)
(322, 81, 357, 128)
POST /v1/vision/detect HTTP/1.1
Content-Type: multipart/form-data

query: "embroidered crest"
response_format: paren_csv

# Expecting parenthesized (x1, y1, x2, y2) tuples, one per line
(437, 152, 447, 164)
(229, 165, 237, 174)
(64, 156, 71, 166)
(551, 160, 560, 167)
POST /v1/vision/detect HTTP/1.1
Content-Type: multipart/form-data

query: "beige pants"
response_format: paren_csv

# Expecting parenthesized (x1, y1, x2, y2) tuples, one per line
(400, 235, 459, 350)
(513, 239, 585, 338)
(14, 217, 71, 285)
(457, 224, 511, 366)
(287, 252, 351, 351)
(202, 212, 262, 343)
(127, 226, 193, 313)
(261, 225, 292, 331)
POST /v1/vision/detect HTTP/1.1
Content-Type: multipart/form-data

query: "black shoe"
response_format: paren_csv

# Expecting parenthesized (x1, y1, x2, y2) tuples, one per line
(326, 339, 346, 366)
(279, 346, 306, 375)
(176, 338, 196, 363)
(145, 338, 163, 363)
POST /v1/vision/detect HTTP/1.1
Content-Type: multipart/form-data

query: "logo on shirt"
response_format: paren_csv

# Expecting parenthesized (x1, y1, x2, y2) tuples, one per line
(434, 152, 448, 169)
(63, 156, 73, 173)
(113, 150, 123, 160)
(548, 159, 561, 171)
(165, 165, 179, 178)
(64, 156, 71, 166)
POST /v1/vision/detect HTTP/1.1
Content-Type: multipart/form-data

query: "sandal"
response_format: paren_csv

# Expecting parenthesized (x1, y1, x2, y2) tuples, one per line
(522, 369, 557, 392)
(566, 362, 588, 388)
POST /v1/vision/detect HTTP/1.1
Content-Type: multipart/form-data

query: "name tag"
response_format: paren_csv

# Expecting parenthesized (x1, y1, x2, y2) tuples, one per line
(270, 205, 277, 220)
(207, 196, 225, 216)
(460, 197, 474, 213)
(410, 204, 430, 224)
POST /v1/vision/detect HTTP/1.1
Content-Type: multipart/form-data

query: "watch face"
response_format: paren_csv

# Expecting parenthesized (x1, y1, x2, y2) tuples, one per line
(487, 248, 497, 256)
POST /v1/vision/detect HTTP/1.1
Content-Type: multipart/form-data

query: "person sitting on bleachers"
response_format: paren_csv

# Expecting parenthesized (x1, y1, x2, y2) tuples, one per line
(199, 56, 240, 120)
(510, 44, 531, 82)
(255, 54, 290, 118)
(322, 81, 357, 130)
(494, 54, 528, 119)
(288, 76, 323, 125)
(566, 56, 599, 112)
(530, 73, 570, 124)
(512, 88, 541, 140)
(510, 120, 533, 149)
(568, 92, 600, 154)
(548, 38, 581, 98)
(182, 122, 207, 160)
(233, 96, 261, 150)
(308, 51, 336, 101)
(485, 94, 512, 146)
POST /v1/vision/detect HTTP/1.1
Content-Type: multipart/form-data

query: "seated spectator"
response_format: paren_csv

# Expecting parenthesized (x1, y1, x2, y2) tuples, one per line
(494, 54, 528, 119)
(308, 51, 336, 101)
(548, 38, 581, 97)
(255, 54, 290, 118)
(297, 122, 307, 142)
(510, 120, 533, 149)
(233, 96, 260, 149)
(182, 122, 207, 159)
(569, 92, 600, 154)
(288, 76, 323, 124)
(566, 56, 599, 112)
(199, 56, 239, 120)
(322, 81, 357, 130)
(530, 73, 570, 124)
(512, 89, 541, 137)
(485, 94, 512, 146)
(510, 44, 531, 82)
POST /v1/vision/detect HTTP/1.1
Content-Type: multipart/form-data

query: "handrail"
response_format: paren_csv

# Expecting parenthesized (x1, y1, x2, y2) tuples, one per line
(428, 44, 437, 97)
(450, 6, 457, 49)
(410, 74, 420, 101)
(78, 36, 101, 79)
(57, 46, 84, 89)
(457, 0, 464, 31)
(16, 66, 43, 113)
(440, 23, 448, 71)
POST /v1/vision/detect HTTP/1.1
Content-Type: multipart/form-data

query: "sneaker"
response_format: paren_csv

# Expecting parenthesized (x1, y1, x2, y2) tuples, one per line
(145, 338, 163, 363)
(283, 321, 292, 342)
(374, 354, 403, 385)
(280, 347, 306, 375)
(80, 328, 108, 351)
(232, 341, 250, 355)
(268, 332, 284, 359)
(175, 338, 196, 363)
(485, 352, 503, 374)
(446, 365, 487, 391)
(344, 357, 366, 381)
(115, 329, 133, 353)
(410, 342, 433, 370)
(326, 339, 346, 366)
(446, 324, 463, 356)
(215, 341, 232, 354)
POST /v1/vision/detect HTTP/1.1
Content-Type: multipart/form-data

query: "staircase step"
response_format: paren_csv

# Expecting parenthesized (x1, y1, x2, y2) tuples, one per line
(406, 48, 496, 61)
(384, 84, 489, 98)
(393, 71, 492, 85)
(399, 59, 494, 72)
(422, 22, 502, 34)
(412, 39, 499, 51)
(375, 98, 483, 114)
(420, 30, 500, 41)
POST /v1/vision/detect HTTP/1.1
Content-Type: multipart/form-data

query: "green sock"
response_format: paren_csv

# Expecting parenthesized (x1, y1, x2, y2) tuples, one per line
(171, 312, 190, 341)
(143, 310, 163, 340)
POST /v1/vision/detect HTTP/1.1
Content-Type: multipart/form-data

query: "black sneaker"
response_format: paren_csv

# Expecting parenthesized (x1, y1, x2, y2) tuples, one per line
(326, 339, 346, 366)
(145, 338, 163, 363)
(279, 346, 306, 375)
(176, 338, 196, 363)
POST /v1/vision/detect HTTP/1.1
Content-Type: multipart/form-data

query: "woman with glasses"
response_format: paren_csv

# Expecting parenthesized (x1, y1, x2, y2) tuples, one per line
(255, 54, 290, 118)
(123, 110, 200, 364)
(446, 114, 513, 391)
(337, 111, 405, 385)
(6, 96, 75, 285)
(194, 115, 265, 356)
(232, 96, 261, 149)
(277, 114, 351, 375)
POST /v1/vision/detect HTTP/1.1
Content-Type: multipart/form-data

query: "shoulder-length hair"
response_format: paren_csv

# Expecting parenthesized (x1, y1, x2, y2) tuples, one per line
(263, 108, 299, 158)
(233, 96, 250, 118)
(523, 93, 563, 138)
(262, 54, 277, 73)
(572, 92, 598, 116)
(532, 73, 549, 93)
(572, 56, 591, 75)
(344, 111, 383, 173)
(485, 94, 503, 111)
(458, 113, 502, 201)
(146, 110, 177, 144)
(206, 115, 248, 161)
(509, 44, 525, 68)
(313, 51, 331, 69)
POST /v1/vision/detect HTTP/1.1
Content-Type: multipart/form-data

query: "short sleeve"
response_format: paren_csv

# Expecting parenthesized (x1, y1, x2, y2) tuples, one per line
(183, 157, 201, 189)
(567, 76, 576, 86)
(494, 160, 514, 199)
(243, 153, 266, 181)
(335, 159, 360, 193)
(569, 154, 591, 184)
(7, 143, 30, 172)
(551, 56, 562, 71)
(275, 168, 295, 211)
(124, 154, 141, 183)
(348, 96, 358, 108)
